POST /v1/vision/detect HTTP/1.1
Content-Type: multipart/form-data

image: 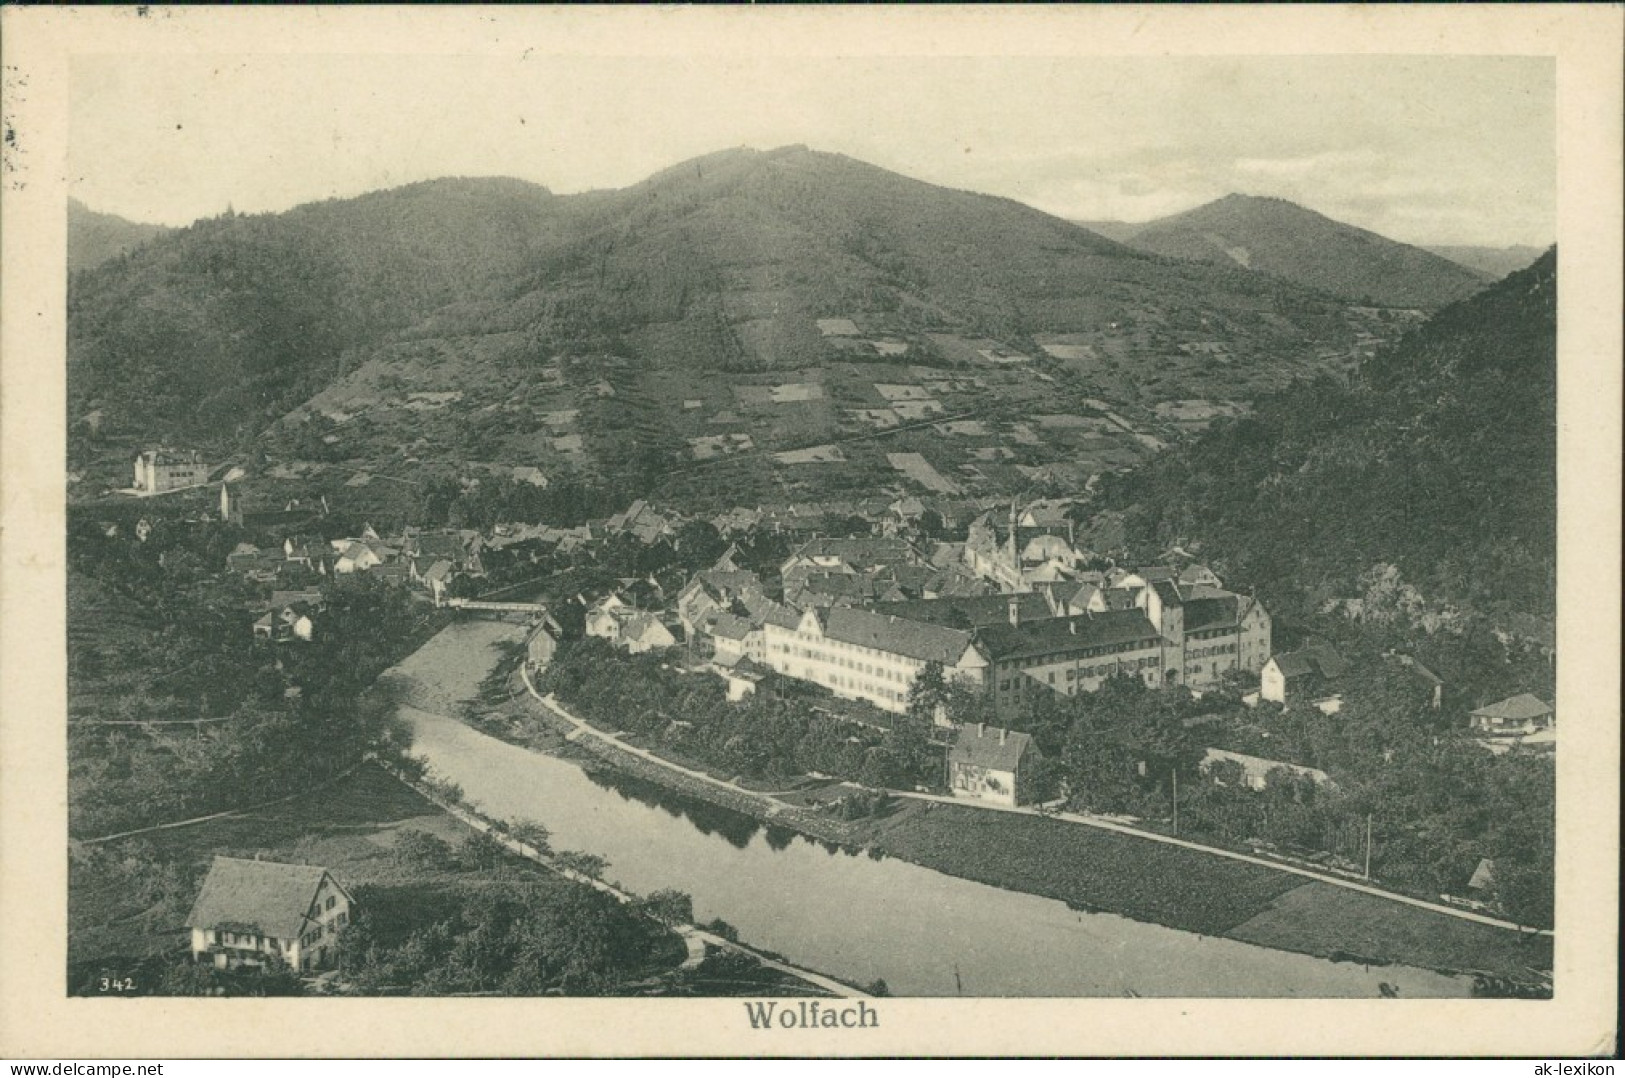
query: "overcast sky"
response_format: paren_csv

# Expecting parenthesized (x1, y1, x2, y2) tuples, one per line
(69, 53, 1554, 248)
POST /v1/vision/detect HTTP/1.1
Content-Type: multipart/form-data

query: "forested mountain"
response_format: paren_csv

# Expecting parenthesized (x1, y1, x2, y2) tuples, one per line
(1100, 248, 1556, 633)
(1086, 195, 1491, 309)
(69, 147, 1373, 441)
(1424, 244, 1547, 282)
(68, 178, 566, 436)
(67, 198, 169, 273)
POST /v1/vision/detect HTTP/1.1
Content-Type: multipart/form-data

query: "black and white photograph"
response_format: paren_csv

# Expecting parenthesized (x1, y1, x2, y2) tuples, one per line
(1, 3, 1619, 1061)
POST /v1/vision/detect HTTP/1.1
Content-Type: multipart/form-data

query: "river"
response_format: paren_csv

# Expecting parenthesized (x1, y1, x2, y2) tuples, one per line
(392, 622, 1473, 998)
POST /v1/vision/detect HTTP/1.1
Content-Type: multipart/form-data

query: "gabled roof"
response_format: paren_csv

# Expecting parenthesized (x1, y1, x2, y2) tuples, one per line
(1178, 563, 1219, 585)
(621, 612, 672, 644)
(976, 609, 1162, 663)
(185, 856, 335, 941)
(1101, 587, 1139, 611)
(1269, 646, 1350, 681)
(740, 592, 802, 630)
(785, 537, 917, 569)
(949, 724, 1036, 772)
(696, 569, 761, 596)
(1182, 595, 1242, 633)
(1469, 693, 1552, 722)
(870, 593, 1052, 630)
(821, 607, 976, 665)
(1149, 579, 1184, 607)
(424, 559, 455, 583)
(705, 612, 755, 641)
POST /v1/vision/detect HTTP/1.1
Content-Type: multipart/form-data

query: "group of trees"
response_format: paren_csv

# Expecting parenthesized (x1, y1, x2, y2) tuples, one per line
(537, 639, 942, 793)
(982, 658, 1553, 928)
(1100, 252, 1555, 637)
(67, 514, 436, 837)
(334, 877, 678, 996)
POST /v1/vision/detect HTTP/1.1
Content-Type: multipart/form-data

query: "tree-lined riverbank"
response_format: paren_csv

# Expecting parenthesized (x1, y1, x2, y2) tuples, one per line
(388, 621, 1545, 995)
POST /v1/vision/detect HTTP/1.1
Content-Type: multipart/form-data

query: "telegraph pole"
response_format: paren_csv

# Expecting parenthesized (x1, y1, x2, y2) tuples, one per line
(1363, 813, 1374, 880)
(1171, 769, 1179, 836)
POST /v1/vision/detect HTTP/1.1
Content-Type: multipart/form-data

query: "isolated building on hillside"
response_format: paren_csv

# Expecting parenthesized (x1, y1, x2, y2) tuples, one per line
(133, 448, 207, 494)
(1469, 694, 1554, 737)
(1259, 646, 1350, 706)
(947, 723, 1042, 807)
(252, 601, 316, 644)
(186, 856, 353, 972)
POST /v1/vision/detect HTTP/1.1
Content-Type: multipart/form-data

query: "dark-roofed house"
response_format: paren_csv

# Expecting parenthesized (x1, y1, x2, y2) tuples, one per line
(526, 616, 565, 672)
(977, 608, 1167, 716)
(676, 568, 763, 634)
(1469, 694, 1554, 737)
(948, 723, 1042, 806)
(704, 611, 758, 665)
(868, 592, 1051, 632)
(186, 856, 353, 971)
(780, 536, 921, 580)
(762, 606, 988, 715)
(1260, 647, 1351, 706)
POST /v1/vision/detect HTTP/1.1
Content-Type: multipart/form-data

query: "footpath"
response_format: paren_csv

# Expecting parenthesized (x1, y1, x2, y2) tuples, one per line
(373, 756, 865, 1000)
(520, 665, 1551, 940)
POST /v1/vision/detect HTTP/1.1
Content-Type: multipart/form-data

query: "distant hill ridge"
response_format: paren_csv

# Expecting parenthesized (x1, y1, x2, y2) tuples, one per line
(1104, 247, 1555, 630)
(68, 146, 1401, 441)
(1080, 193, 1491, 308)
(67, 198, 170, 273)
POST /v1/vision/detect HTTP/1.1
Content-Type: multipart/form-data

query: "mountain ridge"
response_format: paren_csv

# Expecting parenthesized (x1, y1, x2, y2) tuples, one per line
(1079, 194, 1491, 308)
(1101, 246, 1555, 633)
(67, 198, 171, 274)
(67, 148, 1402, 458)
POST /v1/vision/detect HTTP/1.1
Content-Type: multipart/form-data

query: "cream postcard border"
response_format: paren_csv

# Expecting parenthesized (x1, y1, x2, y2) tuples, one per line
(2, 4, 1619, 1059)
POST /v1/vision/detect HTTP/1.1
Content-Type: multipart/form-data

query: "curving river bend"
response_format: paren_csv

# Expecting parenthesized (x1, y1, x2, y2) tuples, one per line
(394, 622, 1472, 998)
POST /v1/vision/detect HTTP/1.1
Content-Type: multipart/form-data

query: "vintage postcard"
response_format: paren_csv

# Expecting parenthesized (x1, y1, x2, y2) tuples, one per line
(1, 3, 1619, 1059)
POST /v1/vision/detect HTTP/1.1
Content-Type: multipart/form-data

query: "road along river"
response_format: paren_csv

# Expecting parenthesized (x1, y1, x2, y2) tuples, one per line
(391, 622, 1473, 998)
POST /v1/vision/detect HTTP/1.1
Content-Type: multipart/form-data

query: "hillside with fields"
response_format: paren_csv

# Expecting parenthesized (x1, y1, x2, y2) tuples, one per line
(70, 148, 1439, 515)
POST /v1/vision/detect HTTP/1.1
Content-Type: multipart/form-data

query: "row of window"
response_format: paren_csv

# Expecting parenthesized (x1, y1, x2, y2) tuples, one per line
(775, 642, 915, 684)
(301, 910, 348, 949)
(219, 930, 275, 949)
(1188, 642, 1237, 659)
(826, 673, 905, 703)
(788, 629, 925, 668)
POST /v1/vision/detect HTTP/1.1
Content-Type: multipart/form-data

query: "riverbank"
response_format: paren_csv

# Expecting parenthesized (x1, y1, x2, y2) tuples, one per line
(494, 666, 1549, 989)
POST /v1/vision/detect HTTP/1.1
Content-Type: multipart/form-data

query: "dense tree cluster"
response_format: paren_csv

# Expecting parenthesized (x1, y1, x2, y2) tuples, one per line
(67, 516, 438, 837)
(536, 639, 941, 791)
(1100, 250, 1555, 634)
(988, 662, 1553, 928)
(334, 878, 676, 995)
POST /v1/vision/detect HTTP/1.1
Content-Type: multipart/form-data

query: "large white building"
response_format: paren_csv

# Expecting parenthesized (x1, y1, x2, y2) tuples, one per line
(762, 606, 987, 715)
(133, 448, 207, 494)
